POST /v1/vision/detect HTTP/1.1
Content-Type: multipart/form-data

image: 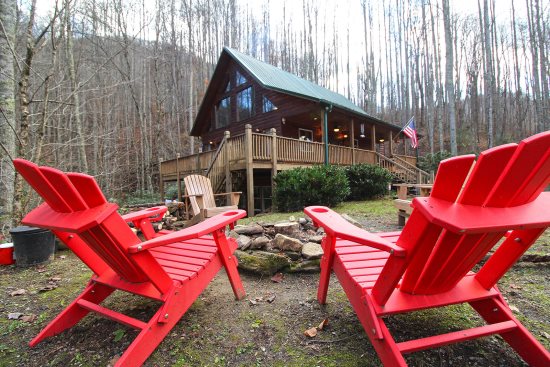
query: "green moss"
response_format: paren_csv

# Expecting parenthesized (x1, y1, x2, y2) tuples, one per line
(234, 250, 290, 275)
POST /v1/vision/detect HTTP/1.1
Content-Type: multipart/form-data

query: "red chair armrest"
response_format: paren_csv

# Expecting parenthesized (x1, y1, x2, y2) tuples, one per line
(128, 209, 247, 253)
(121, 206, 167, 223)
(304, 206, 406, 256)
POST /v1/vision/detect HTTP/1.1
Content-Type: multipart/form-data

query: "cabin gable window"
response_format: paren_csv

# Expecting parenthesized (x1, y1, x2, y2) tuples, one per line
(236, 71, 247, 86)
(236, 87, 253, 121)
(262, 96, 277, 113)
(215, 97, 231, 129)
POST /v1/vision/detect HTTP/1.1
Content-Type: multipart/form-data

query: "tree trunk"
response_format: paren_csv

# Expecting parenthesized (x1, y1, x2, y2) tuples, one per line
(0, 0, 17, 220)
(442, 0, 457, 155)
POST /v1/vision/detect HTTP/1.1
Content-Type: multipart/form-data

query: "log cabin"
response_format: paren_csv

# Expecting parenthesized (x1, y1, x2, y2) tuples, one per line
(160, 47, 429, 216)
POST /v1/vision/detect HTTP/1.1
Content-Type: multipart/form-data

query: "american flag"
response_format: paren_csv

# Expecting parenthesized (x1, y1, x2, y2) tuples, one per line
(403, 117, 418, 148)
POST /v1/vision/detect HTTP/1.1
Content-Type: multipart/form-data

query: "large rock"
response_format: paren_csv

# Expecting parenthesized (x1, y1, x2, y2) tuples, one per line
(341, 213, 364, 229)
(250, 236, 270, 250)
(272, 234, 303, 252)
(273, 222, 300, 236)
(288, 259, 321, 273)
(302, 242, 324, 259)
(234, 250, 290, 275)
(309, 235, 324, 244)
(234, 224, 264, 236)
(237, 235, 252, 250)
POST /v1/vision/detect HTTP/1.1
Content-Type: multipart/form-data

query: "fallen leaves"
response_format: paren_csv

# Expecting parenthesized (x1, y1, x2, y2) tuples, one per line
(248, 293, 276, 305)
(38, 277, 62, 292)
(21, 314, 37, 322)
(270, 273, 284, 283)
(303, 327, 317, 338)
(7, 312, 36, 322)
(9, 289, 26, 296)
(303, 318, 329, 338)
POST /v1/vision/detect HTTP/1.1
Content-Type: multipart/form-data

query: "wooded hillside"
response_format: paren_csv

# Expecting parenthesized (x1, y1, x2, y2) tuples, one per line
(0, 0, 548, 221)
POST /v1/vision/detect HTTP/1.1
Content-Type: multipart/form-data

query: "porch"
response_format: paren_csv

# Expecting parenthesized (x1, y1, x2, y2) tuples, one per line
(160, 125, 431, 216)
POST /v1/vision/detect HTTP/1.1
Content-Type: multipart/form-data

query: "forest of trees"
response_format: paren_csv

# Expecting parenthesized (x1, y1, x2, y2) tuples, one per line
(0, 0, 548, 224)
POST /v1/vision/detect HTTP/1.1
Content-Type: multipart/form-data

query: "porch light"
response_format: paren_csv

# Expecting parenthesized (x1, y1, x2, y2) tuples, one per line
(209, 141, 213, 145)
(379, 138, 385, 143)
(313, 117, 318, 120)
(333, 126, 340, 132)
(343, 134, 348, 138)
(360, 134, 365, 138)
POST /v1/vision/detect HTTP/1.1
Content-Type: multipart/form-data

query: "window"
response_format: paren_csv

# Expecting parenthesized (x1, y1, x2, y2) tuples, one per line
(236, 87, 253, 121)
(215, 97, 231, 129)
(298, 128, 313, 141)
(236, 71, 247, 86)
(262, 96, 277, 113)
(223, 79, 230, 92)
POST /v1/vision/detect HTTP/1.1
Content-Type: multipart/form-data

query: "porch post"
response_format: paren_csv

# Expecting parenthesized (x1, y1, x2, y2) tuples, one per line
(270, 128, 278, 211)
(389, 131, 394, 156)
(245, 124, 254, 217)
(224, 131, 232, 204)
(176, 153, 181, 201)
(404, 136, 408, 156)
(323, 104, 332, 165)
(159, 158, 164, 201)
(349, 119, 355, 165)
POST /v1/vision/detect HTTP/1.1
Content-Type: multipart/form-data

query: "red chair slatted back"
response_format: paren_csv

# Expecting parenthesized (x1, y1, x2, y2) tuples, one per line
(13, 159, 154, 283)
(184, 175, 216, 215)
(397, 131, 550, 295)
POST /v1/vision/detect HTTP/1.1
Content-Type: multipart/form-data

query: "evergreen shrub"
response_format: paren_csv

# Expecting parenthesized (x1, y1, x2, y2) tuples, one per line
(273, 165, 350, 212)
(345, 164, 393, 200)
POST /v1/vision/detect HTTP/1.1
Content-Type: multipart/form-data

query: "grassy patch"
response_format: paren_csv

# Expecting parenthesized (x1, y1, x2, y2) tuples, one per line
(240, 198, 395, 225)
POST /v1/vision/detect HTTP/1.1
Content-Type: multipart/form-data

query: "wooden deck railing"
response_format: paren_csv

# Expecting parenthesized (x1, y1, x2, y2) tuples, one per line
(159, 125, 425, 202)
(392, 155, 432, 184)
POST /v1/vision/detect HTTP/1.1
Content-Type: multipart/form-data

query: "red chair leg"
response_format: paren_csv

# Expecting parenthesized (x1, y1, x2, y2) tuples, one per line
(213, 230, 246, 300)
(317, 254, 333, 304)
(317, 236, 336, 304)
(115, 295, 191, 366)
(470, 297, 550, 366)
(30, 282, 113, 346)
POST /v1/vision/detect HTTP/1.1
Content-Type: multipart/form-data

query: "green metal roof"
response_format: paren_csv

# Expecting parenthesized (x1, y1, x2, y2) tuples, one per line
(224, 47, 370, 117)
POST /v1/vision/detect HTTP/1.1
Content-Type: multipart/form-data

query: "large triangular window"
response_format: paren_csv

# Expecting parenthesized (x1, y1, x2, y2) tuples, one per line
(262, 96, 277, 113)
(223, 79, 231, 93)
(236, 71, 247, 86)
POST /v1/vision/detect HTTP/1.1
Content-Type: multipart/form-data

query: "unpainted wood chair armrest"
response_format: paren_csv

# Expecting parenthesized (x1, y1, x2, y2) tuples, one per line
(213, 192, 242, 206)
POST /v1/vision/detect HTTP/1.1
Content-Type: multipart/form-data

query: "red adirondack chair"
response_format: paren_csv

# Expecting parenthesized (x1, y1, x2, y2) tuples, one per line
(13, 159, 247, 367)
(305, 131, 550, 366)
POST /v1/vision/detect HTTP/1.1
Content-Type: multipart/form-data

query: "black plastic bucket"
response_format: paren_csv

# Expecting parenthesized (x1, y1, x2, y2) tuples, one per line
(10, 226, 55, 267)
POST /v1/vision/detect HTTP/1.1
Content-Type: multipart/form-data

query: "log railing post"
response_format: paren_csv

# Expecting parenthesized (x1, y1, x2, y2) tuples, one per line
(176, 153, 181, 201)
(159, 158, 164, 201)
(224, 131, 232, 205)
(245, 124, 254, 217)
(389, 131, 394, 157)
(350, 119, 355, 165)
(270, 128, 278, 212)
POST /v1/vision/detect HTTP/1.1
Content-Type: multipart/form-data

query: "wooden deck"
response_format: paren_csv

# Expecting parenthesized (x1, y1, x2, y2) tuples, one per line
(160, 125, 430, 216)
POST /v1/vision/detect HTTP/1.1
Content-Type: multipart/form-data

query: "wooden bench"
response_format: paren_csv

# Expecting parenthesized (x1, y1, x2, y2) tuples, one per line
(393, 183, 433, 226)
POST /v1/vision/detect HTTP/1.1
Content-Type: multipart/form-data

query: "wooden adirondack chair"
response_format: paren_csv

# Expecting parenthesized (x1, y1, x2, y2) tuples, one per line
(13, 159, 247, 367)
(184, 175, 241, 224)
(305, 131, 550, 366)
